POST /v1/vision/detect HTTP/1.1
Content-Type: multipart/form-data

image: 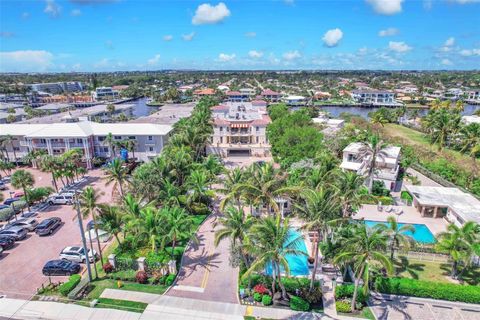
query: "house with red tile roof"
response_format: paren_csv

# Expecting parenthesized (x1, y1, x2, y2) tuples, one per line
(208, 102, 271, 158)
(226, 91, 249, 102)
(261, 89, 281, 102)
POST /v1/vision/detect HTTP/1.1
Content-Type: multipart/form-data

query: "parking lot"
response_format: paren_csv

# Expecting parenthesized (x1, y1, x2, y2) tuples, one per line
(0, 168, 114, 299)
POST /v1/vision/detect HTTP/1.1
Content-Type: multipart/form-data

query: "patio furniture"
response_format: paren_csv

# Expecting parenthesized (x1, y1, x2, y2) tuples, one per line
(385, 205, 393, 213)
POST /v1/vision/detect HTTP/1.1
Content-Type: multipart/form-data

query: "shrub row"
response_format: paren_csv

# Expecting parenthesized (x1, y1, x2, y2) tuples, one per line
(335, 284, 367, 305)
(374, 277, 480, 304)
(59, 274, 81, 296)
(335, 300, 351, 313)
(241, 274, 314, 293)
(289, 295, 310, 311)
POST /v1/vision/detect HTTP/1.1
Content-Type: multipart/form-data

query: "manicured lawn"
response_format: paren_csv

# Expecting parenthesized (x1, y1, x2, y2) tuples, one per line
(338, 307, 375, 320)
(84, 279, 168, 301)
(95, 298, 147, 313)
(395, 256, 480, 285)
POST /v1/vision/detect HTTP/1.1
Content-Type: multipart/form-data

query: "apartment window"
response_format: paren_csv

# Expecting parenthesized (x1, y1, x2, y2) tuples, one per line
(53, 149, 62, 154)
(13, 147, 20, 151)
(114, 136, 122, 140)
(256, 136, 259, 143)
(77, 139, 83, 144)
(98, 136, 105, 142)
(220, 127, 223, 132)
(148, 136, 153, 141)
(40, 139, 47, 144)
(220, 137, 223, 143)
(256, 126, 259, 132)
(128, 136, 136, 140)
(149, 147, 154, 152)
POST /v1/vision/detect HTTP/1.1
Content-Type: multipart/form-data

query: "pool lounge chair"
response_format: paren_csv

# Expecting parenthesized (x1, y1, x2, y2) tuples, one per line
(393, 208, 403, 215)
(384, 205, 393, 213)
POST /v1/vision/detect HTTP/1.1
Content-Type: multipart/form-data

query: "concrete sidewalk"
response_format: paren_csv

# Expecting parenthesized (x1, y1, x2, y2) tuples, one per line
(0, 298, 141, 320)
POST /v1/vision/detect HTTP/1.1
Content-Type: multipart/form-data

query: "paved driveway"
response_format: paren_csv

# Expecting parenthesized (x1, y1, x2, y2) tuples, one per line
(166, 211, 239, 304)
(0, 169, 113, 299)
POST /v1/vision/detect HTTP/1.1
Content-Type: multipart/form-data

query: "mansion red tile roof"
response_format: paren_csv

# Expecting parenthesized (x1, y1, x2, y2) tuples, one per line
(261, 89, 280, 96)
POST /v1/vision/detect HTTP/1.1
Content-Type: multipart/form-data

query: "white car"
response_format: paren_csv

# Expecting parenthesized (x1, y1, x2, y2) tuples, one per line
(48, 194, 74, 205)
(59, 246, 97, 263)
(4, 218, 38, 232)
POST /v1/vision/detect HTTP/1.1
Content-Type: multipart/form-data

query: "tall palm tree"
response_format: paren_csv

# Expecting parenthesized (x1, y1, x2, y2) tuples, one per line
(11, 169, 35, 211)
(334, 170, 365, 218)
(243, 216, 307, 300)
(357, 134, 388, 192)
(334, 223, 392, 312)
(1, 135, 18, 166)
(103, 133, 116, 159)
(436, 222, 480, 279)
(295, 187, 341, 290)
(375, 215, 415, 261)
(161, 206, 197, 257)
(139, 207, 164, 253)
(219, 167, 246, 211)
(104, 158, 128, 197)
(459, 123, 480, 174)
(97, 204, 124, 245)
(186, 169, 214, 209)
(79, 186, 105, 266)
(214, 206, 254, 267)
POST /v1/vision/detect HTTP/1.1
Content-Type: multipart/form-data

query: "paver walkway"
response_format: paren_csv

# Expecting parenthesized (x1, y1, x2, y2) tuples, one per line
(166, 211, 239, 304)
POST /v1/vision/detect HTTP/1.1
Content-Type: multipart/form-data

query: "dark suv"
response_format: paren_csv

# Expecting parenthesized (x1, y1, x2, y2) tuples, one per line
(0, 236, 15, 250)
(36, 217, 62, 236)
(42, 259, 81, 276)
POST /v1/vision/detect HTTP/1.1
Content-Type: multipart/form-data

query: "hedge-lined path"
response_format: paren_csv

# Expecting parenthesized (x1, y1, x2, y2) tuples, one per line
(165, 210, 239, 304)
(369, 293, 480, 320)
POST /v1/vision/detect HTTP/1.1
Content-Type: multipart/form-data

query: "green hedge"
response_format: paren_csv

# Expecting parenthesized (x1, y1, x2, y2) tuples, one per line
(336, 300, 352, 313)
(0, 207, 14, 221)
(374, 277, 480, 304)
(335, 284, 367, 305)
(240, 274, 315, 294)
(59, 275, 81, 296)
(107, 269, 137, 282)
(165, 273, 176, 286)
(262, 295, 272, 306)
(290, 295, 310, 311)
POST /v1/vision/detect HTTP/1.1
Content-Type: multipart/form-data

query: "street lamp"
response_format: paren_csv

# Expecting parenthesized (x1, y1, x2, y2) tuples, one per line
(74, 196, 93, 282)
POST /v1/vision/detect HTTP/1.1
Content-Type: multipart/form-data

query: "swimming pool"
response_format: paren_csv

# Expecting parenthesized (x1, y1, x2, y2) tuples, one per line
(265, 228, 310, 276)
(364, 220, 436, 244)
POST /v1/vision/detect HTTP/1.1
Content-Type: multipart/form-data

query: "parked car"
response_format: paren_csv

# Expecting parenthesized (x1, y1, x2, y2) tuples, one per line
(0, 236, 15, 250)
(47, 194, 74, 205)
(13, 191, 24, 198)
(5, 218, 38, 232)
(36, 217, 62, 236)
(0, 226, 27, 241)
(0, 181, 6, 190)
(21, 211, 37, 219)
(86, 219, 102, 230)
(3, 197, 21, 206)
(0, 246, 3, 256)
(59, 246, 97, 263)
(42, 259, 81, 276)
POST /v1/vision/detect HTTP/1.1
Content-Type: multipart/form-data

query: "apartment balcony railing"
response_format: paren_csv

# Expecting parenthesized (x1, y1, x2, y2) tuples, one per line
(51, 142, 66, 148)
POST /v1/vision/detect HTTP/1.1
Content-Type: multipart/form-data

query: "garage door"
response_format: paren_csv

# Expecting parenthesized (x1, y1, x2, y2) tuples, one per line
(228, 149, 251, 156)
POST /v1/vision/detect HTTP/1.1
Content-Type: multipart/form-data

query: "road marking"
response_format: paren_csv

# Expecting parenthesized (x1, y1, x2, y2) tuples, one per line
(245, 306, 253, 316)
(172, 285, 205, 293)
(200, 244, 215, 289)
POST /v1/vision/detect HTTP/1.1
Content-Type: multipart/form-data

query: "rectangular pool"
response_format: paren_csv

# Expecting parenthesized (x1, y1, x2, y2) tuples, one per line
(364, 220, 436, 244)
(265, 228, 310, 276)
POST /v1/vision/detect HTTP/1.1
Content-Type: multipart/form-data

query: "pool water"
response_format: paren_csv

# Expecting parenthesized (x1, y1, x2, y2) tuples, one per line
(364, 220, 436, 244)
(265, 228, 310, 276)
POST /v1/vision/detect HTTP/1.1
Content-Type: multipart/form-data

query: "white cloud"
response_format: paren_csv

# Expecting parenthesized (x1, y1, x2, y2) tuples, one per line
(182, 32, 195, 41)
(21, 12, 30, 19)
(248, 50, 263, 58)
(459, 48, 480, 56)
(218, 53, 236, 62)
(192, 2, 231, 25)
(366, 0, 403, 15)
(245, 32, 256, 38)
(71, 9, 82, 16)
(322, 28, 343, 47)
(378, 28, 399, 37)
(389, 41, 412, 53)
(0, 50, 54, 72)
(163, 35, 173, 41)
(147, 54, 161, 66)
(441, 58, 453, 66)
(282, 50, 301, 61)
(444, 37, 455, 46)
(44, 0, 61, 18)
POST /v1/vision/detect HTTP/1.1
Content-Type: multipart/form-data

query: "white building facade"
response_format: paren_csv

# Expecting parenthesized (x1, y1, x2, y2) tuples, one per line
(351, 90, 396, 105)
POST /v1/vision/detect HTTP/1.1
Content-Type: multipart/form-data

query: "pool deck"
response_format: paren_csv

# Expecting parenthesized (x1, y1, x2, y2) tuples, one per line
(354, 204, 448, 236)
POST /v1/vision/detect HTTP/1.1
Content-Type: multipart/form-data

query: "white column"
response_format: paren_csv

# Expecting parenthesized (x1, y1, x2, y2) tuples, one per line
(46, 139, 53, 155)
(83, 138, 92, 169)
(65, 138, 70, 151)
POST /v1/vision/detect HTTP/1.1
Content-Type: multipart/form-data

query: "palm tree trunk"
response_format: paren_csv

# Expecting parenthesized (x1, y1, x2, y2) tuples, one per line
(114, 233, 121, 245)
(451, 260, 458, 278)
(91, 213, 104, 265)
(171, 236, 176, 258)
(310, 233, 320, 291)
(118, 181, 124, 197)
(23, 186, 31, 211)
(271, 262, 277, 296)
(351, 264, 365, 312)
(88, 228, 98, 279)
(51, 173, 58, 192)
(276, 263, 287, 300)
(11, 143, 18, 166)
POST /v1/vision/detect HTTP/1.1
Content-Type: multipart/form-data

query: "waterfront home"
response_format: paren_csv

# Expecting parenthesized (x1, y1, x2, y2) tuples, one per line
(340, 142, 401, 190)
(284, 95, 306, 107)
(225, 91, 249, 102)
(193, 88, 216, 99)
(404, 185, 480, 227)
(92, 87, 119, 101)
(313, 91, 331, 100)
(351, 89, 397, 106)
(0, 121, 173, 168)
(312, 115, 345, 136)
(467, 89, 480, 102)
(260, 89, 281, 102)
(239, 88, 256, 97)
(207, 102, 271, 158)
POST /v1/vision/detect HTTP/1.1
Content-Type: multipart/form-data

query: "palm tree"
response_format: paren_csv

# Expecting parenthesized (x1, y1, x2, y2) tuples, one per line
(104, 158, 128, 197)
(243, 216, 307, 300)
(334, 223, 392, 312)
(103, 133, 116, 159)
(126, 139, 137, 160)
(357, 134, 388, 192)
(186, 169, 214, 209)
(459, 123, 480, 174)
(219, 167, 246, 211)
(79, 187, 105, 267)
(436, 222, 480, 279)
(158, 178, 182, 207)
(161, 206, 197, 257)
(1, 135, 18, 166)
(97, 204, 124, 245)
(370, 112, 388, 132)
(11, 170, 35, 211)
(139, 207, 164, 253)
(334, 170, 365, 218)
(295, 187, 341, 290)
(375, 216, 415, 262)
(214, 206, 254, 267)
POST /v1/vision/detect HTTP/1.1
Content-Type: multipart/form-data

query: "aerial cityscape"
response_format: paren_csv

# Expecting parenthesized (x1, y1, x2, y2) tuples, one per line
(1, 1, 480, 320)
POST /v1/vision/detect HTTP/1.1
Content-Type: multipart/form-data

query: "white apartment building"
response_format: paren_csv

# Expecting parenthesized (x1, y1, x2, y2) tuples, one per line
(29, 82, 84, 94)
(93, 87, 119, 101)
(0, 121, 172, 168)
(207, 102, 271, 157)
(351, 90, 396, 105)
(340, 142, 401, 190)
(467, 89, 480, 102)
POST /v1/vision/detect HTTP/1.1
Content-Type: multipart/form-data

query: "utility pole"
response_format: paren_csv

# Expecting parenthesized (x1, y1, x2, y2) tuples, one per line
(75, 199, 92, 282)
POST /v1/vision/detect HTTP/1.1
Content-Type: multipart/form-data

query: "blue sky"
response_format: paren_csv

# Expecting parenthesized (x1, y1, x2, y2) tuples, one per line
(1, 0, 479, 72)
